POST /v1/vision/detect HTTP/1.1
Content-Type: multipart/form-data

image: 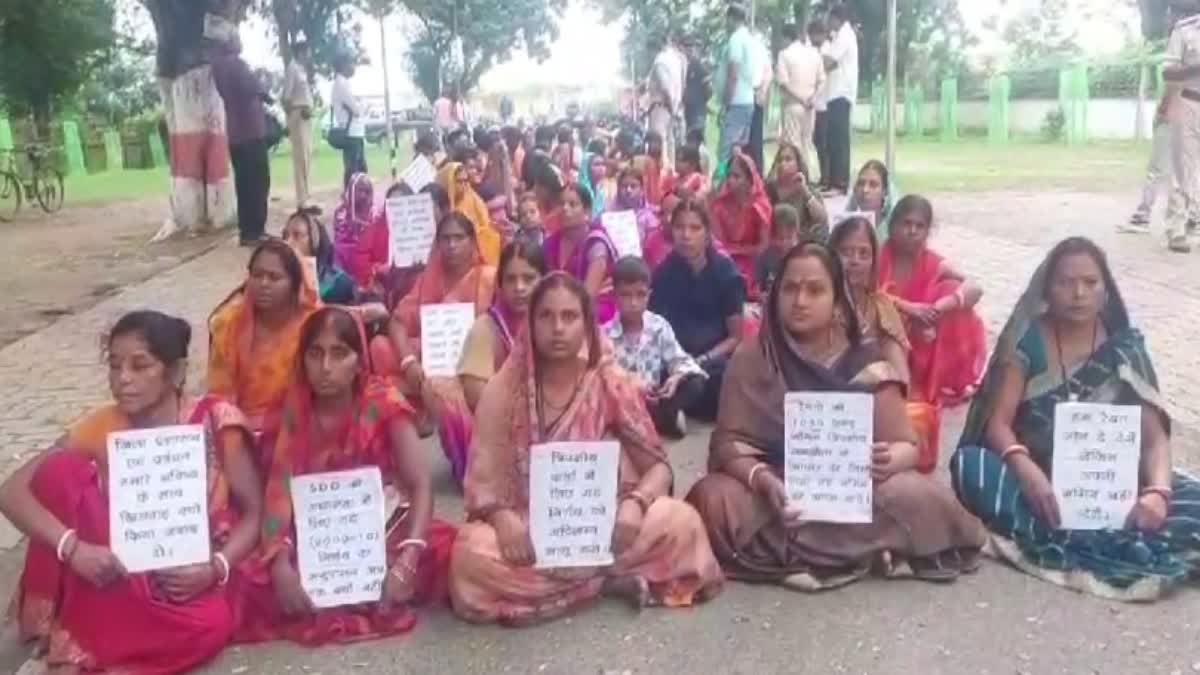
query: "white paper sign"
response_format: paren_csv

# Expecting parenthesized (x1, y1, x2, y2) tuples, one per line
(784, 392, 874, 524)
(302, 256, 319, 290)
(1052, 402, 1141, 530)
(107, 425, 211, 573)
(386, 194, 437, 268)
(601, 210, 643, 259)
(290, 467, 388, 609)
(529, 441, 619, 569)
(400, 154, 436, 192)
(419, 302, 475, 377)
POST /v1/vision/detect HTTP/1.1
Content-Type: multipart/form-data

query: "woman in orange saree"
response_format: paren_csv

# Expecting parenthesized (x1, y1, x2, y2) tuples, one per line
(831, 216, 939, 472)
(877, 195, 987, 411)
(438, 161, 502, 266)
(0, 311, 263, 675)
(708, 153, 773, 300)
(236, 307, 454, 646)
(209, 239, 321, 437)
(449, 273, 723, 626)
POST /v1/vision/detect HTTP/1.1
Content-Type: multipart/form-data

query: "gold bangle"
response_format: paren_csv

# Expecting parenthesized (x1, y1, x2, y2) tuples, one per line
(747, 463, 769, 490)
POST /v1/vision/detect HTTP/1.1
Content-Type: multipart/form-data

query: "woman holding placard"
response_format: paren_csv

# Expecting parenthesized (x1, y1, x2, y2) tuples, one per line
(438, 161, 502, 267)
(210, 239, 322, 435)
(687, 242, 984, 589)
(952, 237, 1200, 601)
(1, 310, 263, 674)
(238, 306, 454, 644)
(830, 216, 938, 473)
(543, 183, 620, 323)
(440, 241, 548, 486)
(614, 165, 661, 242)
(450, 273, 723, 625)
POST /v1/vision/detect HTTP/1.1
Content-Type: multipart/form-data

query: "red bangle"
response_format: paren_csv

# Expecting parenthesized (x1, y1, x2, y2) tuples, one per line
(1140, 486, 1173, 502)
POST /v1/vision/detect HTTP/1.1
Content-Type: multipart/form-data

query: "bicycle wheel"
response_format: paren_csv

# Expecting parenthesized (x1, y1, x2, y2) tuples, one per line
(0, 171, 21, 222)
(33, 168, 64, 213)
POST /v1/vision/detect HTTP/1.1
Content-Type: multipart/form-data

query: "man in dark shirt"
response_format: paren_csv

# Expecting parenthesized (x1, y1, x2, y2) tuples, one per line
(682, 35, 712, 140)
(211, 36, 271, 246)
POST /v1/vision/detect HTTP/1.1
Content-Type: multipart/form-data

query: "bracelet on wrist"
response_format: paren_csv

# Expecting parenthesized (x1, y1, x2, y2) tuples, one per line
(1139, 486, 1173, 503)
(1000, 444, 1030, 463)
(397, 538, 428, 553)
(747, 463, 769, 490)
(212, 552, 231, 586)
(56, 529, 77, 563)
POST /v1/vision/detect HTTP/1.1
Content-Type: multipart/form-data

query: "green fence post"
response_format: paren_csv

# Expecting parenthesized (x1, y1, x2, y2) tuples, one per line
(102, 129, 123, 172)
(904, 81, 925, 138)
(870, 80, 884, 133)
(148, 132, 168, 169)
(988, 74, 1010, 145)
(61, 121, 86, 176)
(939, 77, 959, 142)
(0, 117, 12, 151)
(1072, 63, 1090, 144)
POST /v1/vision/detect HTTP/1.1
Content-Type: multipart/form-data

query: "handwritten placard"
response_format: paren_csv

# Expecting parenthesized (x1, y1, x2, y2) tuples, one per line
(601, 210, 643, 259)
(529, 441, 619, 569)
(420, 302, 475, 377)
(387, 194, 437, 268)
(290, 467, 387, 609)
(301, 256, 319, 291)
(107, 425, 211, 573)
(784, 392, 874, 524)
(1052, 402, 1141, 530)
(400, 154, 436, 192)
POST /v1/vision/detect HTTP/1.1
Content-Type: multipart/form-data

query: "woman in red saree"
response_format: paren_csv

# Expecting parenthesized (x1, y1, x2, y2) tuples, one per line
(449, 273, 723, 626)
(708, 152, 773, 300)
(878, 195, 987, 412)
(0, 311, 263, 674)
(237, 307, 454, 646)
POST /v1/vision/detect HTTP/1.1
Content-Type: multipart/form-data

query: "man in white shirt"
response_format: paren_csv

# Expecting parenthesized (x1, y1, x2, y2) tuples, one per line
(281, 40, 315, 212)
(775, 23, 826, 176)
(330, 54, 366, 189)
(809, 20, 832, 187)
(1163, 1, 1200, 252)
(822, 4, 859, 195)
(648, 33, 686, 171)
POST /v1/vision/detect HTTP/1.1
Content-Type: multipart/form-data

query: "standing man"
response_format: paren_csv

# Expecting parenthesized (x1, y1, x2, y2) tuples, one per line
(776, 23, 825, 175)
(715, 2, 756, 175)
(682, 34, 712, 139)
(822, 4, 858, 196)
(809, 20, 832, 188)
(747, 27, 772, 173)
(1163, 0, 1200, 252)
(648, 32, 686, 171)
(331, 54, 366, 189)
(211, 35, 271, 246)
(281, 39, 315, 213)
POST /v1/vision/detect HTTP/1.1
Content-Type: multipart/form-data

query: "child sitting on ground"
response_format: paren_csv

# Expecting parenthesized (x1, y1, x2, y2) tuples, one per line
(603, 256, 707, 438)
(513, 191, 546, 247)
(754, 204, 802, 298)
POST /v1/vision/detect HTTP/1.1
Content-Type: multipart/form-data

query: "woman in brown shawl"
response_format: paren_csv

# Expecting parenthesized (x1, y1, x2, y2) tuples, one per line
(686, 241, 984, 590)
(449, 273, 723, 625)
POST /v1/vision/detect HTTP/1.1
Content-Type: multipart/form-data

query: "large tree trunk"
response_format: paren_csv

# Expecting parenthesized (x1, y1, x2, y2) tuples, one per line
(146, 0, 233, 239)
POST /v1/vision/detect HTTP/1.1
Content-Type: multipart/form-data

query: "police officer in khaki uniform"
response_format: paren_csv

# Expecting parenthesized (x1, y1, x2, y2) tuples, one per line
(1163, 0, 1200, 252)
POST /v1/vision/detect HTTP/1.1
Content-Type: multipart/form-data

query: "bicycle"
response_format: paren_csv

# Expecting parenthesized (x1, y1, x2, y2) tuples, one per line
(0, 144, 66, 222)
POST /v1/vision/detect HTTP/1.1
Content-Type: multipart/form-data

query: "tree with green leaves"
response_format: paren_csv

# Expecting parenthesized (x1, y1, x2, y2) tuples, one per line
(252, 0, 365, 76)
(0, 0, 117, 127)
(398, 0, 567, 102)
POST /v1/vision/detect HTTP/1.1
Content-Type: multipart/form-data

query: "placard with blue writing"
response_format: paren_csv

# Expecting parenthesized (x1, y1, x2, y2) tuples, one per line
(107, 425, 211, 573)
(290, 467, 387, 609)
(1052, 402, 1141, 531)
(784, 392, 874, 524)
(529, 441, 620, 569)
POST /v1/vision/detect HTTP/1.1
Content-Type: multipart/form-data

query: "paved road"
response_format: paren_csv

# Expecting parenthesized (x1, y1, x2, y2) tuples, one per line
(1, 190, 1199, 674)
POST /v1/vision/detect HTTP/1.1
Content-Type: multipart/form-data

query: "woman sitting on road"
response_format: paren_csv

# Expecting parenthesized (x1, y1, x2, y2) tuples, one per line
(543, 183, 619, 323)
(438, 161, 502, 267)
(952, 237, 1200, 601)
(579, 152, 617, 217)
(765, 141, 829, 243)
(0, 311, 263, 674)
(209, 239, 322, 435)
(831, 216, 937, 473)
(282, 208, 355, 305)
(649, 198, 746, 421)
(449, 273, 724, 625)
(237, 307, 454, 644)
(686, 242, 984, 590)
(333, 173, 375, 273)
(525, 153, 566, 235)
(442, 241, 547, 486)
(845, 160, 898, 239)
(878, 195, 987, 410)
(709, 152, 773, 299)
(613, 166, 661, 242)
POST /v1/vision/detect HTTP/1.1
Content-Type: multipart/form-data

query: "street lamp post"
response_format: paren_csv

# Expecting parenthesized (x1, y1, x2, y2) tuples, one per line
(885, 0, 898, 172)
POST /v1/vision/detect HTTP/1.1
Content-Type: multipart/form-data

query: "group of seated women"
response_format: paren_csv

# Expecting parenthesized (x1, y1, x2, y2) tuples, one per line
(2, 144, 1199, 671)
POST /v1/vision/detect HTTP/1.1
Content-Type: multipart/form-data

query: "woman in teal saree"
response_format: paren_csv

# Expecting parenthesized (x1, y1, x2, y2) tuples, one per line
(951, 236, 1200, 601)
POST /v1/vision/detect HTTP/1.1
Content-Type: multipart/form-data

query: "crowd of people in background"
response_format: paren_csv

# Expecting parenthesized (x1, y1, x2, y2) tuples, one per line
(4, 2, 1200, 673)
